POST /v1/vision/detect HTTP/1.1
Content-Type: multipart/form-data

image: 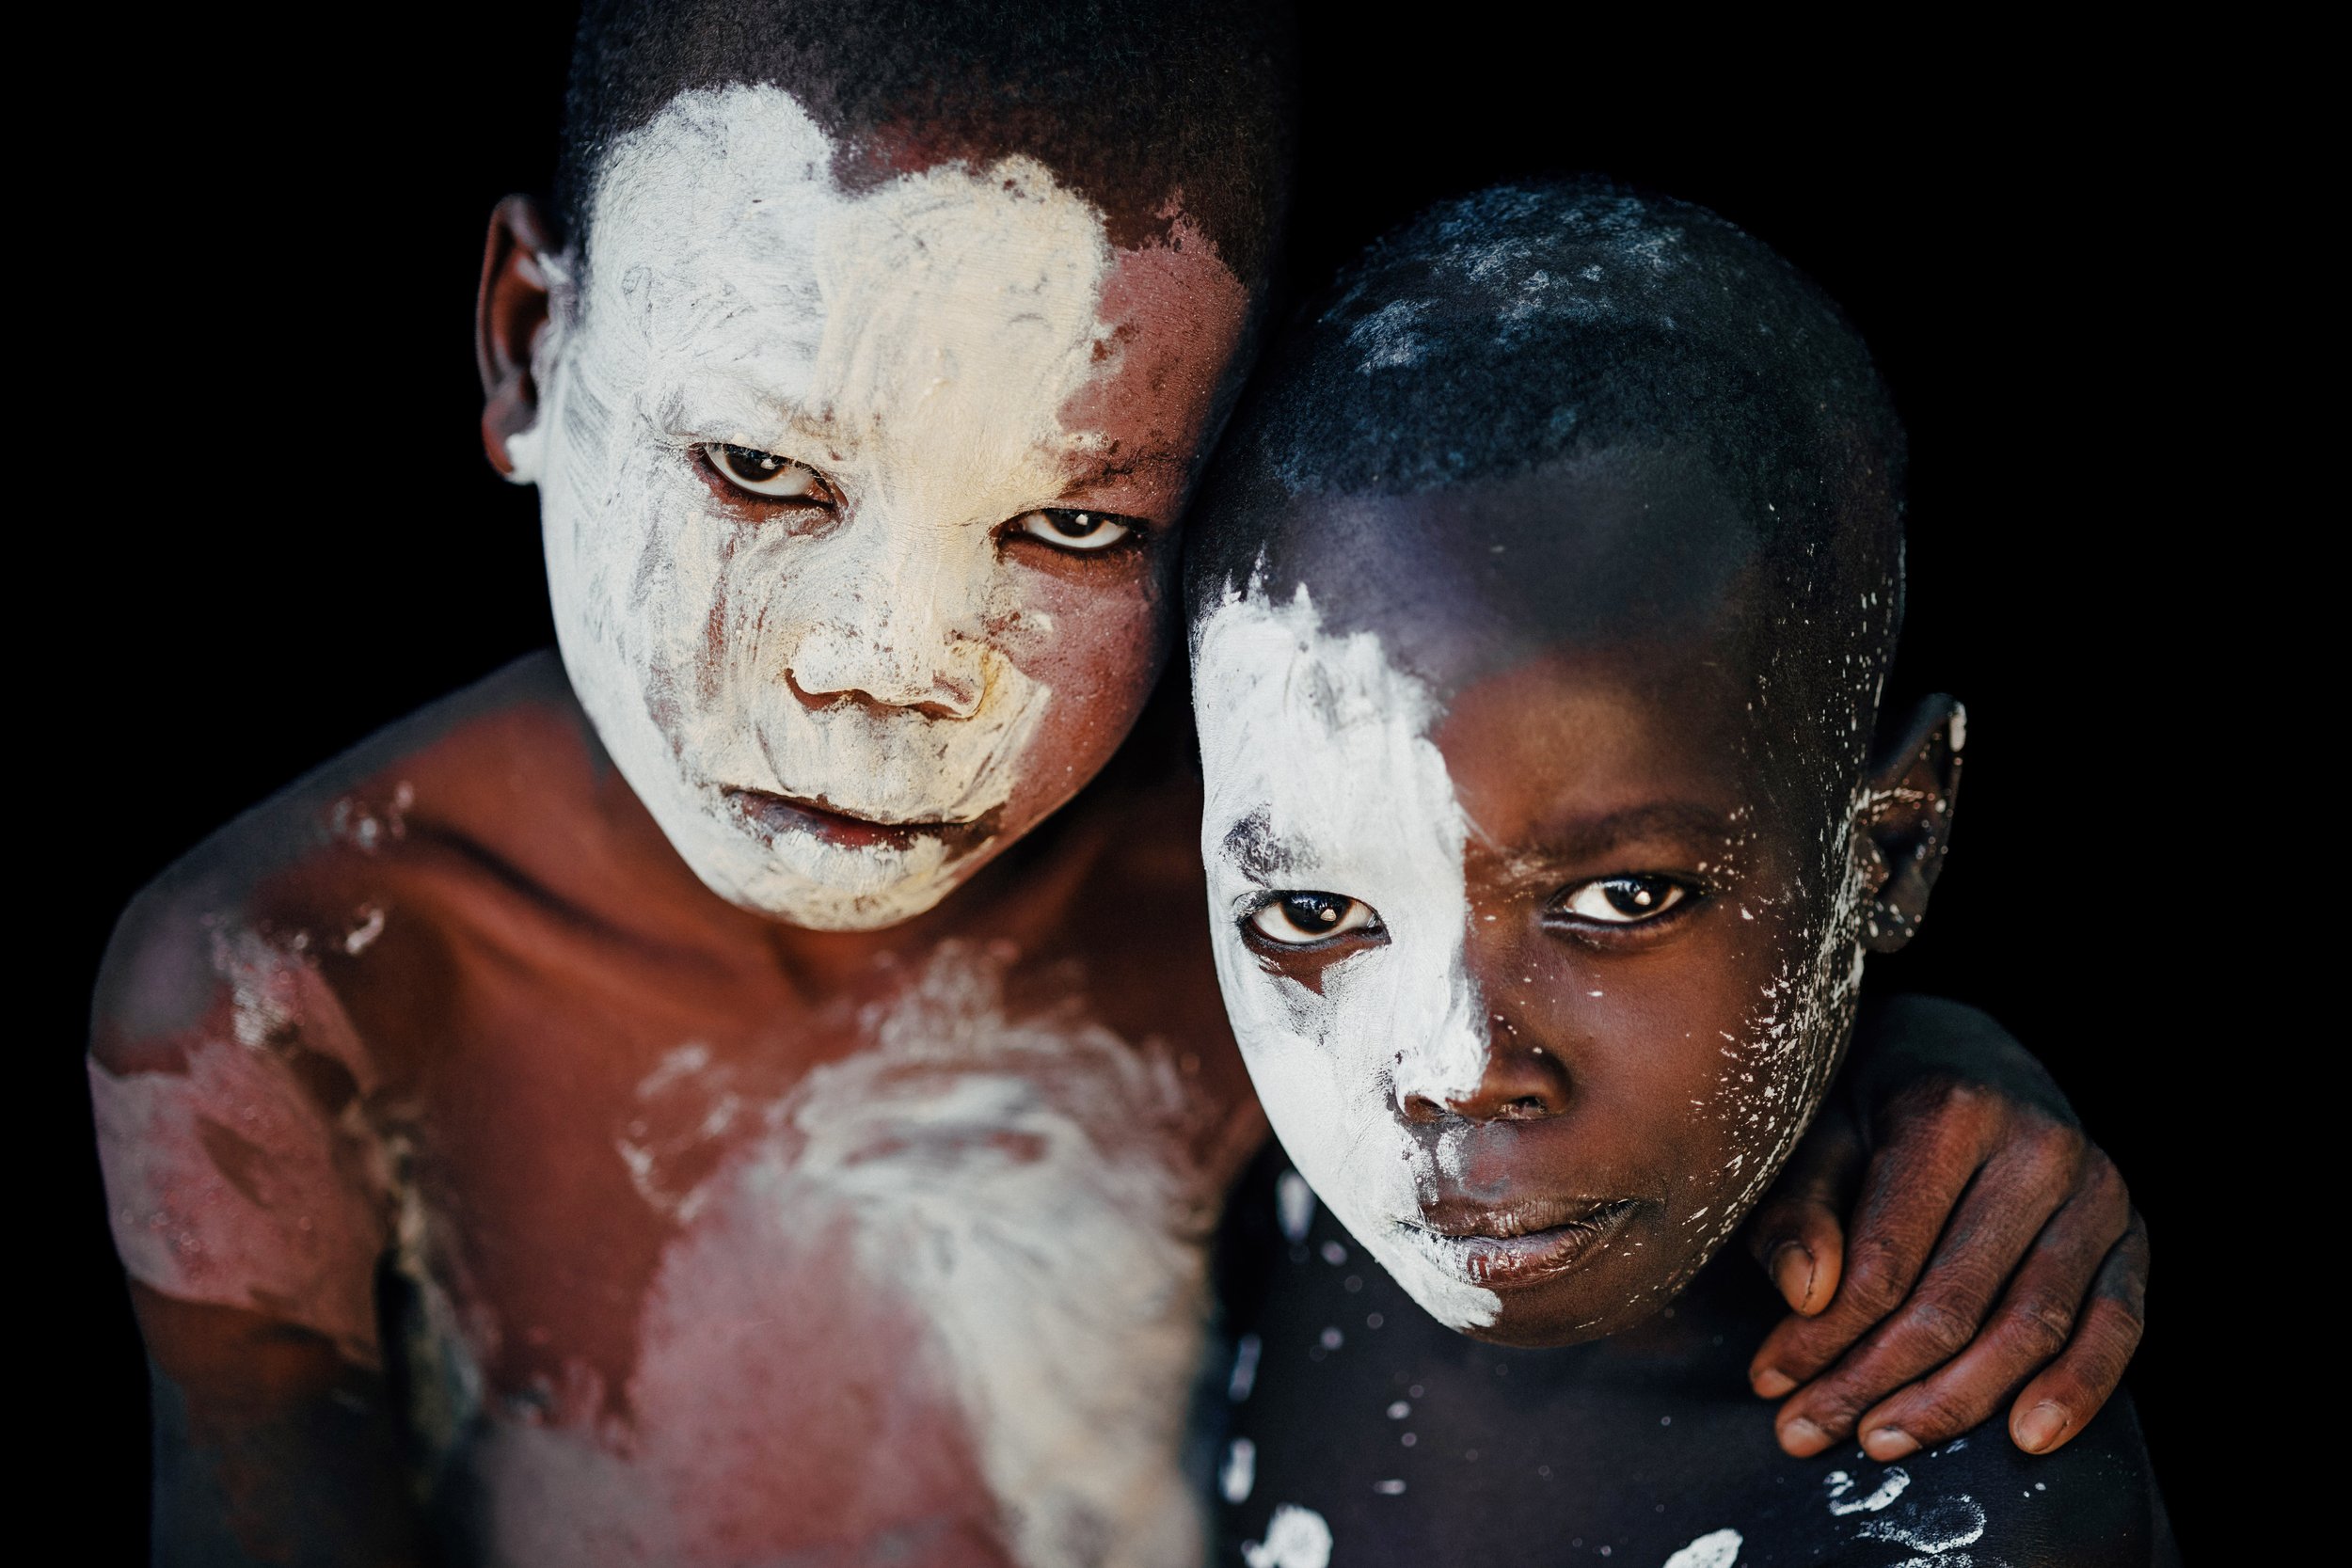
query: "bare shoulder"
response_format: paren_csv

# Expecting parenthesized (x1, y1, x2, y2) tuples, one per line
(90, 652, 590, 1073)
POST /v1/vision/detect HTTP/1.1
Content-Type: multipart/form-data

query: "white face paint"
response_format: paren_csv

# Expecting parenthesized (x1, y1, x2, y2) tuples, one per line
(522, 86, 1170, 928)
(1192, 583, 1503, 1331)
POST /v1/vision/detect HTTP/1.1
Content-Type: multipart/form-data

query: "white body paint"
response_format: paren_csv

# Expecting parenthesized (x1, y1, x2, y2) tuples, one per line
(524, 87, 1129, 928)
(438, 945, 1215, 1567)
(765, 948, 1216, 1565)
(1240, 1503, 1333, 1568)
(1825, 1466, 1912, 1515)
(1193, 583, 1502, 1331)
(1661, 1528, 1743, 1568)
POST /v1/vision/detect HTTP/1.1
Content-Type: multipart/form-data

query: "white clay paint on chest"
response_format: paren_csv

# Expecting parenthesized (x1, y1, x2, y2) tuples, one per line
(1192, 582, 1502, 1331)
(518, 86, 1126, 928)
(440, 945, 1216, 1566)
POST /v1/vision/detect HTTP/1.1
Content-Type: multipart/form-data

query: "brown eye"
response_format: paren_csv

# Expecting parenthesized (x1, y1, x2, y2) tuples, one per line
(1556, 874, 1690, 925)
(1248, 892, 1381, 945)
(1015, 509, 1133, 552)
(704, 444, 837, 503)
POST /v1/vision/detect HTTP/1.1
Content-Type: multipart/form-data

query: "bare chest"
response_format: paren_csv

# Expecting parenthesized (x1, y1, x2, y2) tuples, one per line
(387, 941, 1221, 1567)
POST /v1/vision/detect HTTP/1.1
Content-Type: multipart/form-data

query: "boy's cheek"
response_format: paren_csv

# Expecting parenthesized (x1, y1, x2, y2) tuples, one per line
(995, 564, 1175, 733)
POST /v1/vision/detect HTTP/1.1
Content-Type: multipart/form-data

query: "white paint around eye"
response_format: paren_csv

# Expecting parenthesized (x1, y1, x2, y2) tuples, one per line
(531, 86, 1127, 928)
(1193, 583, 1501, 1331)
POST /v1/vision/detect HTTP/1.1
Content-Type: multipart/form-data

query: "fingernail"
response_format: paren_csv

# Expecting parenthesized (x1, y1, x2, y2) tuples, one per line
(1780, 1417, 1830, 1455)
(1752, 1367, 1796, 1399)
(1864, 1425, 1918, 1460)
(1772, 1243, 1816, 1311)
(2014, 1402, 2069, 1453)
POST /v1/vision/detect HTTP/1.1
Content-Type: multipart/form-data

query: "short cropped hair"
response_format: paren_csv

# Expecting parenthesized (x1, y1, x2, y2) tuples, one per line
(1187, 180, 1909, 748)
(556, 0, 1295, 291)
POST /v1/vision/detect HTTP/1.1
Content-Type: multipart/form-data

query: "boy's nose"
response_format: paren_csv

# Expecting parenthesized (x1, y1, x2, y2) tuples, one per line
(787, 636, 985, 719)
(777, 525, 991, 718)
(1402, 1019, 1573, 1124)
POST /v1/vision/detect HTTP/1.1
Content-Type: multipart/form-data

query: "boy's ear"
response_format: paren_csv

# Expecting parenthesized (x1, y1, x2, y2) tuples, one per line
(1858, 694, 1964, 954)
(477, 195, 560, 483)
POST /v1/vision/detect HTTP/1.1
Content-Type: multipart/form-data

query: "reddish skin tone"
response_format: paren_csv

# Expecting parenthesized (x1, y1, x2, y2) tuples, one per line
(91, 198, 2137, 1562)
(97, 660, 1255, 1564)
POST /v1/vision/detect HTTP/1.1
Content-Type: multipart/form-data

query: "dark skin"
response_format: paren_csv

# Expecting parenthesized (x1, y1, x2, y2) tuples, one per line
(1215, 1150, 2175, 1566)
(1194, 454, 2153, 1552)
(90, 187, 2137, 1563)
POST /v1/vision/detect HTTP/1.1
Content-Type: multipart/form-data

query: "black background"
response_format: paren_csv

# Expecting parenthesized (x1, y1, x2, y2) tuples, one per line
(50, 11, 2233, 1558)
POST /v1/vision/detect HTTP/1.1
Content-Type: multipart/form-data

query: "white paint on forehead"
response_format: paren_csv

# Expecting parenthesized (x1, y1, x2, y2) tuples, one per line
(1192, 582, 1500, 1331)
(526, 85, 1125, 927)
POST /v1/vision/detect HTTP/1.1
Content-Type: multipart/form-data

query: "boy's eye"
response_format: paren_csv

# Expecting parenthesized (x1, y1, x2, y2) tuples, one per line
(704, 444, 838, 504)
(1015, 509, 1134, 552)
(1248, 892, 1381, 945)
(1554, 874, 1691, 925)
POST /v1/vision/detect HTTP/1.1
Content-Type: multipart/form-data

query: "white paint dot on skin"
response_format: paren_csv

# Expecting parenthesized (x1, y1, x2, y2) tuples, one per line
(1823, 1466, 1910, 1515)
(1220, 1438, 1257, 1504)
(1387, 1400, 1411, 1419)
(1853, 1494, 1986, 1555)
(1662, 1528, 1743, 1568)
(1228, 1334, 1263, 1402)
(1276, 1170, 1317, 1243)
(1373, 1479, 1406, 1496)
(342, 905, 386, 956)
(1240, 1503, 1333, 1568)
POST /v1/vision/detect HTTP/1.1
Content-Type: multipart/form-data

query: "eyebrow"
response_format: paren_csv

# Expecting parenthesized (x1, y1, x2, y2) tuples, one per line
(1218, 809, 1311, 886)
(1506, 801, 1736, 864)
(1065, 450, 1185, 492)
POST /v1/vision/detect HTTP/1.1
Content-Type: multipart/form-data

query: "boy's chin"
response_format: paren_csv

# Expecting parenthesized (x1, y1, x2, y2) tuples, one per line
(679, 831, 986, 932)
(1447, 1260, 1689, 1350)
(1454, 1291, 1636, 1350)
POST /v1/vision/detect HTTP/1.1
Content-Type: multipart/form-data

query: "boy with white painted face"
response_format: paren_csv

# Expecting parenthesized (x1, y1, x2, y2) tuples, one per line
(86, 3, 2150, 1561)
(1190, 184, 2170, 1564)
(95, 6, 1289, 1562)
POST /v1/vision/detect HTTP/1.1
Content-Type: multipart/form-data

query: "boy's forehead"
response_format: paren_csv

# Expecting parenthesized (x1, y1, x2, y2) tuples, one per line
(1229, 448, 1764, 703)
(580, 86, 1249, 500)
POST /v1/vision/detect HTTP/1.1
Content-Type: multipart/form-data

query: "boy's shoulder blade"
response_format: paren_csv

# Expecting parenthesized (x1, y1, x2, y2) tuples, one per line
(1214, 1160, 2171, 1568)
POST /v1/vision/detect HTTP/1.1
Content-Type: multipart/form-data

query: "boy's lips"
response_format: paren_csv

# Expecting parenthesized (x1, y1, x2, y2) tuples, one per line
(723, 786, 984, 854)
(1402, 1195, 1642, 1290)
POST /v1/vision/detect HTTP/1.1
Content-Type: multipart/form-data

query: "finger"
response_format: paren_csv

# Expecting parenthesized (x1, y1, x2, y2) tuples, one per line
(1840, 1161, 2133, 1459)
(1771, 1128, 2105, 1458)
(2007, 1209, 2149, 1455)
(1745, 1096, 1867, 1326)
(1748, 1088, 1995, 1414)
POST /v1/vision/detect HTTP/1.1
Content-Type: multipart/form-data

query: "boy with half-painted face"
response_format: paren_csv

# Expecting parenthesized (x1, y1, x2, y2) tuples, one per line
(89, 5, 2147, 1562)
(1189, 183, 2169, 1564)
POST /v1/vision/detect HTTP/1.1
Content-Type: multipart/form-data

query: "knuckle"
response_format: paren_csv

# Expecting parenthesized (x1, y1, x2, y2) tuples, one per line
(1841, 1241, 1920, 1318)
(1883, 1073, 1978, 1130)
(2081, 1152, 2129, 1206)
(2001, 1296, 2076, 1362)
(1898, 1299, 1978, 1360)
(1895, 1384, 1982, 1439)
(2026, 1120, 2085, 1174)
